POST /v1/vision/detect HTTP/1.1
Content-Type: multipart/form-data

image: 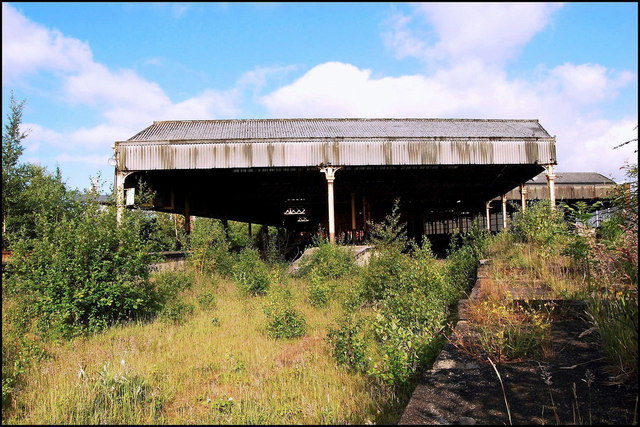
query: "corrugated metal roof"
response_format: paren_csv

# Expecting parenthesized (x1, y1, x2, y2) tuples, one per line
(527, 172, 616, 185)
(124, 118, 552, 142)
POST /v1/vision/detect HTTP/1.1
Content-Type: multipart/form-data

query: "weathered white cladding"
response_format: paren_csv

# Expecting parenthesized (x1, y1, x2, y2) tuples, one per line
(116, 138, 556, 171)
(503, 184, 615, 201)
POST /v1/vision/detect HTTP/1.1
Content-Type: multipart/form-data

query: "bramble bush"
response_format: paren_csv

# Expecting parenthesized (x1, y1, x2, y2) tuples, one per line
(263, 285, 306, 339)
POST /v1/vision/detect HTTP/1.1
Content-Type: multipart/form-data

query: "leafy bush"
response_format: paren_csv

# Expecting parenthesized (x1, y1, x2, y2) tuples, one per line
(370, 289, 447, 387)
(263, 286, 306, 339)
(306, 268, 333, 308)
(598, 214, 625, 246)
(327, 314, 370, 373)
(197, 291, 217, 310)
(5, 203, 158, 338)
(151, 270, 194, 323)
(327, 200, 480, 390)
(231, 248, 271, 295)
(510, 200, 568, 248)
(297, 239, 357, 280)
(368, 198, 408, 252)
(188, 218, 235, 276)
(360, 247, 411, 303)
(154, 270, 192, 299)
(445, 244, 478, 297)
(140, 211, 187, 252)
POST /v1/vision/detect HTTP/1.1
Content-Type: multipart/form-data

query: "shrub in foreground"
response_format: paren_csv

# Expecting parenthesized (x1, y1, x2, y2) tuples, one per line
(510, 200, 567, 248)
(327, 313, 369, 373)
(5, 204, 158, 338)
(297, 238, 357, 280)
(231, 247, 271, 295)
(188, 218, 234, 276)
(306, 267, 334, 308)
(263, 285, 306, 339)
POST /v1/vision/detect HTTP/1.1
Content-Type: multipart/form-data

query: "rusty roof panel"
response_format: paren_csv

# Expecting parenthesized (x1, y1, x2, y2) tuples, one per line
(116, 138, 556, 171)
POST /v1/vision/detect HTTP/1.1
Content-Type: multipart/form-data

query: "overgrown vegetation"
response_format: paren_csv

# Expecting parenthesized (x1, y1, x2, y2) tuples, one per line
(326, 199, 483, 390)
(455, 165, 638, 384)
(3, 92, 636, 423)
(263, 284, 307, 339)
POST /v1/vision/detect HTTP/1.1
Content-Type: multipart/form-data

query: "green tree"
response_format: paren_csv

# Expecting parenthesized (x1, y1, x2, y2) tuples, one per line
(2, 92, 28, 245)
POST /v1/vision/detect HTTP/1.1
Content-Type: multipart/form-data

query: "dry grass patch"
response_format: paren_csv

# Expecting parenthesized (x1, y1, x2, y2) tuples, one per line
(6, 273, 396, 424)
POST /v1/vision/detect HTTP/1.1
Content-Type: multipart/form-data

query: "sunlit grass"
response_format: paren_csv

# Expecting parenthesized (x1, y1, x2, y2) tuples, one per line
(6, 271, 399, 424)
(485, 235, 590, 300)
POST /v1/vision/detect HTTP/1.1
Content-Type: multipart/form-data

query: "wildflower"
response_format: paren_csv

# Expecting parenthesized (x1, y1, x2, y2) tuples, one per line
(582, 369, 595, 387)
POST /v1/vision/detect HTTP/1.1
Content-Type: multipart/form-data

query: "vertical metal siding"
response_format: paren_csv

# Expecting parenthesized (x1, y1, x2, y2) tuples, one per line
(116, 138, 556, 171)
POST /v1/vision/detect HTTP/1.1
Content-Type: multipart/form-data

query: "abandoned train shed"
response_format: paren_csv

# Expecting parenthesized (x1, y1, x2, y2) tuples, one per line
(425, 171, 618, 235)
(113, 118, 558, 242)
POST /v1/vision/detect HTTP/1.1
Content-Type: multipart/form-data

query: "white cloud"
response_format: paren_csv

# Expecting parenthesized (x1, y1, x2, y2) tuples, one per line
(2, 3, 250, 188)
(546, 63, 634, 105)
(261, 3, 635, 181)
(556, 119, 638, 181)
(384, 2, 563, 66)
(382, 12, 428, 60)
(4, 3, 241, 154)
(2, 3, 93, 81)
(55, 152, 111, 166)
(22, 122, 64, 150)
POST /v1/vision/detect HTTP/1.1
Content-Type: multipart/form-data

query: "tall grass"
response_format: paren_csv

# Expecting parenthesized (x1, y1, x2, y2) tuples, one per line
(4, 271, 402, 424)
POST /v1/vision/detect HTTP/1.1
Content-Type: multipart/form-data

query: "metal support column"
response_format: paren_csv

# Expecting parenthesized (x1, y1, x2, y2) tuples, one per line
(485, 201, 491, 232)
(115, 171, 126, 226)
(320, 164, 340, 244)
(520, 183, 527, 212)
(543, 164, 557, 210)
(502, 194, 508, 230)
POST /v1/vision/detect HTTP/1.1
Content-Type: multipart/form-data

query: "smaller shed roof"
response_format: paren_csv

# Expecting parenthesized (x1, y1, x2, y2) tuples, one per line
(527, 172, 616, 185)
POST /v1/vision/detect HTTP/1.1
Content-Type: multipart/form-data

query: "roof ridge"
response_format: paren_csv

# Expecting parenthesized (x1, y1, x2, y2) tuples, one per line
(151, 118, 541, 124)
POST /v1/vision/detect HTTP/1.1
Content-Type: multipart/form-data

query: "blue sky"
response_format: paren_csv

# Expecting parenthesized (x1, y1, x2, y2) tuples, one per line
(2, 2, 638, 190)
